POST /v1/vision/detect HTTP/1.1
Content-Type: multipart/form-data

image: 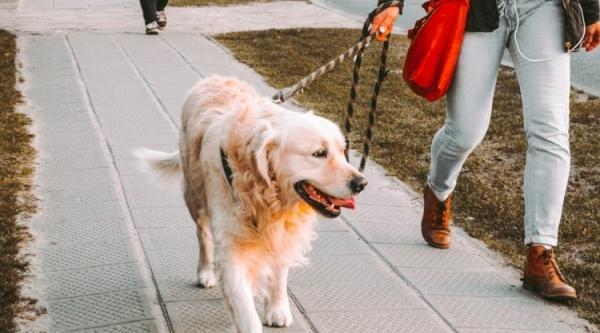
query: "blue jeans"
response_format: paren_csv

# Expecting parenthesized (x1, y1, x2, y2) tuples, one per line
(428, 0, 570, 246)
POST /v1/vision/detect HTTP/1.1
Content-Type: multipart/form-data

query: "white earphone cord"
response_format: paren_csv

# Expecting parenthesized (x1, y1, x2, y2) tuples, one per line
(513, 0, 587, 62)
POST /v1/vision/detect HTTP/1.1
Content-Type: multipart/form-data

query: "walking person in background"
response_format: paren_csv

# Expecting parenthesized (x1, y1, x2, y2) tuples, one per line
(371, 0, 599, 301)
(140, 0, 168, 34)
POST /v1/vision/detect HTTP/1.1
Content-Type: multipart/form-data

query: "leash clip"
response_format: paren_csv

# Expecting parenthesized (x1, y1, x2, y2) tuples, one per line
(272, 92, 285, 104)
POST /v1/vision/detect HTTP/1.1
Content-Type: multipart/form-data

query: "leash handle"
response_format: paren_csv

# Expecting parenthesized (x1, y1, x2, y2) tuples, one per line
(272, 0, 403, 104)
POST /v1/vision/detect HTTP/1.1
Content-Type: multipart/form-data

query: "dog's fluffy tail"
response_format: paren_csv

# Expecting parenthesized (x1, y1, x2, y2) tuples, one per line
(134, 148, 182, 184)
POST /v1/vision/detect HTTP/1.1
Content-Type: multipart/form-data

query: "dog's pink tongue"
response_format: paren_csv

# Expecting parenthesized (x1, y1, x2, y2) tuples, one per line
(331, 197, 356, 209)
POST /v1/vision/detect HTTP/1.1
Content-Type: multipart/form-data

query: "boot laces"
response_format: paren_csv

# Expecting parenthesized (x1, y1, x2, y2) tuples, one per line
(542, 249, 566, 282)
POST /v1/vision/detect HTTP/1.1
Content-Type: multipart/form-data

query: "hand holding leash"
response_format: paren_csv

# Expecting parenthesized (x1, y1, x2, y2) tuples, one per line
(371, 6, 400, 42)
(584, 21, 600, 51)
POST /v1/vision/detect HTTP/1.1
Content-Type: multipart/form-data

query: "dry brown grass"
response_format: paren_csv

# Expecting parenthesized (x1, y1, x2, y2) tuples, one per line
(217, 28, 600, 327)
(169, 0, 305, 7)
(0, 29, 38, 333)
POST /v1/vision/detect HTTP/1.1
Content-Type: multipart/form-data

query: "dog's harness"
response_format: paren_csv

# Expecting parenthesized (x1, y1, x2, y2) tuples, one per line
(220, 148, 234, 189)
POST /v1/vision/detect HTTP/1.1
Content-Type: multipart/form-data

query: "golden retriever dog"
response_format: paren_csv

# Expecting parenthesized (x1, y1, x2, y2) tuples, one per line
(136, 76, 367, 333)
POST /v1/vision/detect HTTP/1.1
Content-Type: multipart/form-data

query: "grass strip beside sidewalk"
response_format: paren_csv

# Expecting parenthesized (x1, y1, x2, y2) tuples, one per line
(217, 28, 600, 327)
(0, 30, 38, 333)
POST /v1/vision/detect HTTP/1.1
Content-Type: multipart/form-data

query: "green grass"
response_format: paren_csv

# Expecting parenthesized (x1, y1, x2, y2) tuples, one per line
(0, 29, 38, 333)
(217, 28, 600, 327)
(169, 0, 305, 7)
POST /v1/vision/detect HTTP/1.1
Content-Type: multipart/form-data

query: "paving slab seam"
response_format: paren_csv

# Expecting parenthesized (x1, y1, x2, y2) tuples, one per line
(113, 37, 181, 133)
(288, 292, 320, 333)
(338, 214, 460, 333)
(64, 33, 171, 333)
(98, 36, 179, 332)
(158, 34, 206, 79)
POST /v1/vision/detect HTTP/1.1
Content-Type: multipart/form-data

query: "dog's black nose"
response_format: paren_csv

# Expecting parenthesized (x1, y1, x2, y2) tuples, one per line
(349, 176, 368, 194)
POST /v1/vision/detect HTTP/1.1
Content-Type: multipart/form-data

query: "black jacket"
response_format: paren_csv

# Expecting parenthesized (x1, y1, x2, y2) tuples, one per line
(379, 0, 599, 32)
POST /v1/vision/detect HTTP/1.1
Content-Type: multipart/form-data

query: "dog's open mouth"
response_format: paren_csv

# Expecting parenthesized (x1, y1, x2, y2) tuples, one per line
(294, 181, 355, 218)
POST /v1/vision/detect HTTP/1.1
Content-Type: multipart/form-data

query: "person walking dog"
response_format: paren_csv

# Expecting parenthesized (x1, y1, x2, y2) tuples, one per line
(372, 0, 599, 300)
(140, 0, 168, 34)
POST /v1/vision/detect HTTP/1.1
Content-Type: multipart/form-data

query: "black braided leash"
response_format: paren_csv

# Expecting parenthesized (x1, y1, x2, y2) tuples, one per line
(272, 0, 402, 172)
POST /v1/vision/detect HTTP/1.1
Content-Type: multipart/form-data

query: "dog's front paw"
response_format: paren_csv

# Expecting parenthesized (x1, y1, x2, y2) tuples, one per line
(197, 269, 217, 288)
(263, 303, 293, 327)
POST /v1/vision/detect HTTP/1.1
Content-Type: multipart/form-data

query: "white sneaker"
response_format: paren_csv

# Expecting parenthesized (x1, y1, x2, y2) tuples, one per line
(145, 21, 159, 35)
(157, 11, 167, 29)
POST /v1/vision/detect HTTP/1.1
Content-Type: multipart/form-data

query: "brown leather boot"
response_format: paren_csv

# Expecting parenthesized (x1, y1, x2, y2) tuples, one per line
(523, 245, 577, 301)
(421, 186, 452, 249)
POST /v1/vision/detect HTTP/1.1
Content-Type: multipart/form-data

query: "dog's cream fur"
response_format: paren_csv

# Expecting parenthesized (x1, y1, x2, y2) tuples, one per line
(136, 76, 364, 333)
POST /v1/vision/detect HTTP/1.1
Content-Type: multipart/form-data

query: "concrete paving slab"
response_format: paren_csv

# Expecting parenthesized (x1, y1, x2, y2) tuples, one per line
(310, 232, 372, 256)
(41, 199, 124, 223)
(89, 0, 122, 7)
(101, 123, 175, 138)
(375, 243, 494, 270)
(351, 221, 423, 244)
(41, 238, 134, 272)
(458, 329, 569, 333)
(402, 269, 522, 297)
(37, 143, 104, 160)
(355, 186, 417, 207)
(289, 255, 396, 282)
(343, 204, 421, 224)
(47, 289, 154, 331)
(138, 227, 196, 250)
(35, 129, 101, 147)
(39, 152, 109, 170)
(315, 217, 349, 232)
(115, 158, 146, 176)
(428, 296, 574, 331)
(308, 310, 453, 333)
(290, 279, 424, 312)
(76, 321, 160, 333)
(154, 274, 223, 302)
(95, 110, 169, 127)
(130, 206, 192, 228)
(108, 134, 178, 147)
(166, 300, 311, 333)
(37, 167, 114, 189)
(44, 263, 145, 299)
(39, 218, 129, 244)
(110, 144, 177, 160)
(38, 182, 121, 204)
(125, 190, 186, 209)
(36, 118, 96, 134)
(146, 248, 197, 277)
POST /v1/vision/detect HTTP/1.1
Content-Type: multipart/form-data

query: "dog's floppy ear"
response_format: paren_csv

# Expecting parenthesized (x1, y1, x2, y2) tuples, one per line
(254, 122, 277, 186)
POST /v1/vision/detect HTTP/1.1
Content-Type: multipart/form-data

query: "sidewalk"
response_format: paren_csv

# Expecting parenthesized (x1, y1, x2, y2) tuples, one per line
(8, 1, 596, 332)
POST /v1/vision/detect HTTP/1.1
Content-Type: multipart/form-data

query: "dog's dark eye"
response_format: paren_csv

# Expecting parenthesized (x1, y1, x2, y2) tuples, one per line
(312, 148, 328, 158)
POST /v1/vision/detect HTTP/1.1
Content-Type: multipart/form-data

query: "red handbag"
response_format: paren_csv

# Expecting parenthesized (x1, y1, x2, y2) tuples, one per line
(403, 0, 470, 102)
